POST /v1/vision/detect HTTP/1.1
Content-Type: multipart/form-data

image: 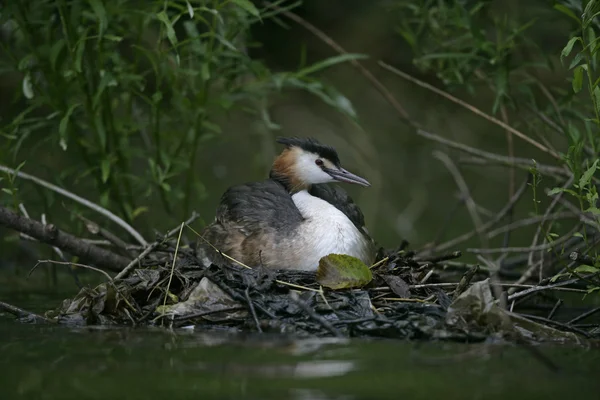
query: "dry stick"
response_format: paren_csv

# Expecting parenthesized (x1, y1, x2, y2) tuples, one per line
(76, 214, 132, 252)
(429, 176, 530, 254)
(517, 313, 591, 338)
(245, 287, 263, 333)
(486, 212, 576, 239)
(507, 276, 586, 302)
(0, 205, 128, 272)
(20, 205, 65, 260)
(114, 212, 200, 280)
(262, 1, 413, 125)
(456, 156, 566, 179)
(468, 224, 581, 254)
(30, 260, 113, 282)
(161, 222, 184, 315)
(173, 306, 247, 323)
(17, 204, 36, 241)
(18, 204, 82, 287)
(378, 62, 560, 159)
(547, 299, 563, 320)
(289, 291, 344, 338)
(415, 251, 462, 263)
(410, 281, 586, 294)
(567, 306, 600, 325)
(500, 105, 516, 203)
(431, 197, 462, 246)
(0, 300, 53, 323)
(497, 105, 517, 265)
(416, 129, 568, 178)
(0, 165, 147, 246)
(433, 151, 487, 248)
(531, 75, 567, 128)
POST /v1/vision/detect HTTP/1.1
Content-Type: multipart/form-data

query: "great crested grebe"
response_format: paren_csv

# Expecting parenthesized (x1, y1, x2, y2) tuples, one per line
(197, 137, 376, 271)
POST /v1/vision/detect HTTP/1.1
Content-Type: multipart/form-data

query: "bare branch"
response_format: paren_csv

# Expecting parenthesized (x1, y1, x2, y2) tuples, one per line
(378, 61, 561, 159)
(0, 164, 147, 246)
(0, 205, 129, 272)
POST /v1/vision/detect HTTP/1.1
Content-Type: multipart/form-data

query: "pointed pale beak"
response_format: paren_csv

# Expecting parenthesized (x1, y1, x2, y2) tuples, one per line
(325, 167, 371, 187)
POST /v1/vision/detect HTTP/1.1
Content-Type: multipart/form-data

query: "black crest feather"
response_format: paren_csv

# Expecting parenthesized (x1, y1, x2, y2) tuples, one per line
(276, 137, 340, 166)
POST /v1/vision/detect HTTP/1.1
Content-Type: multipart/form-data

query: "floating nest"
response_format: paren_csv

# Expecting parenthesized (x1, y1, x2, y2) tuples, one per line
(30, 238, 594, 347)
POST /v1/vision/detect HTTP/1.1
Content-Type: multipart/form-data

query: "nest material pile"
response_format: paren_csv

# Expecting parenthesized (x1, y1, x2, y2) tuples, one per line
(38, 238, 593, 345)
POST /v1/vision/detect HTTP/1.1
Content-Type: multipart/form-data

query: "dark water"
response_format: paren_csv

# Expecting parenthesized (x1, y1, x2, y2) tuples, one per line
(1, 290, 600, 400)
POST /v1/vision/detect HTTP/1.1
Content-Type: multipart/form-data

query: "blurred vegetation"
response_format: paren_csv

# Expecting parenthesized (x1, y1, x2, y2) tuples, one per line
(0, 0, 362, 238)
(1, 0, 600, 293)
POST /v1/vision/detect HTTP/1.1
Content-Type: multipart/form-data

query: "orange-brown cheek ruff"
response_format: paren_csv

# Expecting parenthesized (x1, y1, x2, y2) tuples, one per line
(269, 148, 308, 193)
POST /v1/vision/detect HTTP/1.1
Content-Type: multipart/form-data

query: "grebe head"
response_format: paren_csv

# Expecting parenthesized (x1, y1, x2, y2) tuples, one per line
(270, 137, 370, 192)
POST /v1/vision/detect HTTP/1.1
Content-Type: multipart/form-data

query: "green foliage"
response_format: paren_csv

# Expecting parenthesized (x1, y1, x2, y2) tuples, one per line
(0, 0, 362, 229)
(390, 0, 540, 113)
(391, 0, 600, 291)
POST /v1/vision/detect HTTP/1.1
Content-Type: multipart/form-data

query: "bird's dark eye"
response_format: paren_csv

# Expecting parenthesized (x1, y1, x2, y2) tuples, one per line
(315, 159, 324, 167)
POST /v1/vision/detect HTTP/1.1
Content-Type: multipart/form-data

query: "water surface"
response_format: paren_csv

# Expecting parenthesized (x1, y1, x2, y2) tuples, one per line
(1, 289, 599, 400)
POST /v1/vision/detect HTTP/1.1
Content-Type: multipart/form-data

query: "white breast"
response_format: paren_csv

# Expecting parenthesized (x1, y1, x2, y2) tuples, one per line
(290, 190, 373, 271)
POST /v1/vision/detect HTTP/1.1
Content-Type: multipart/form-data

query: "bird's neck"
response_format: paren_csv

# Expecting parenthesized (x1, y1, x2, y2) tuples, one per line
(270, 149, 308, 194)
(269, 170, 309, 194)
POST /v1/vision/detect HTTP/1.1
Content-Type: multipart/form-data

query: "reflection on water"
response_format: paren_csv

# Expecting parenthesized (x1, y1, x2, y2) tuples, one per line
(1, 292, 600, 399)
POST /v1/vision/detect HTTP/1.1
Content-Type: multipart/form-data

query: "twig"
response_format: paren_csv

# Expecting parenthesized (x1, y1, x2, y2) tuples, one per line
(499, 104, 516, 205)
(468, 224, 580, 254)
(431, 198, 462, 245)
(428, 175, 530, 253)
(453, 265, 480, 300)
(161, 222, 184, 313)
(289, 291, 344, 338)
(456, 156, 566, 178)
(410, 281, 586, 294)
(415, 251, 462, 263)
(507, 277, 588, 302)
(369, 256, 389, 270)
(517, 313, 591, 338)
(486, 212, 576, 239)
(379, 297, 433, 303)
(207, 273, 277, 319)
(76, 214, 132, 251)
(416, 130, 567, 177)
(114, 212, 200, 280)
(19, 205, 82, 287)
(433, 151, 487, 248)
(245, 287, 263, 333)
(0, 205, 129, 272)
(547, 299, 563, 320)
(0, 300, 53, 323)
(172, 306, 247, 323)
(30, 260, 113, 282)
(567, 306, 600, 325)
(378, 62, 560, 159)
(0, 164, 147, 245)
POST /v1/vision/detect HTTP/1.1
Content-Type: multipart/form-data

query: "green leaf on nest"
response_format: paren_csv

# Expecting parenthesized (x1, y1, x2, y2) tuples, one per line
(316, 254, 373, 290)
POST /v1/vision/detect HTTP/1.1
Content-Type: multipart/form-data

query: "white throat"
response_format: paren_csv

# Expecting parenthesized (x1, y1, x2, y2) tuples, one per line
(290, 190, 373, 271)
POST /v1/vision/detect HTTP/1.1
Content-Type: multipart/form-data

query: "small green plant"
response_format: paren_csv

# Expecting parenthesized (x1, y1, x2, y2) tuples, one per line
(550, 0, 600, 281)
